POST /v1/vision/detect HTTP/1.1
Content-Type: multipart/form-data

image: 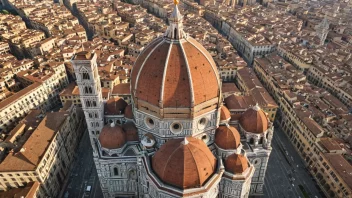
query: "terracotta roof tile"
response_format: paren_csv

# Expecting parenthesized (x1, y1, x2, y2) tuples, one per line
(225, 154, 249, 174)
(131, 37, 163, 91)
(105, 97, 128, 115)
(135, 41, 169, 106)
(182, 41, 219, 105)
(239, 107, 268, 134)
(215, 125, 240, 150)
(0, 112, 67, 172)
(131, 36, 220, 111)
(112, 83, 131, 95)
(220, 106, 231, 121)
(152, 137, 216, 189)
(99, 124, 126, 149)
(162, 44, 191, 108)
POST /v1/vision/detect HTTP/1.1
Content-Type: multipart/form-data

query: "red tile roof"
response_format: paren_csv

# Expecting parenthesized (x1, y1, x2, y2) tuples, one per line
(152, 137, 216, 189)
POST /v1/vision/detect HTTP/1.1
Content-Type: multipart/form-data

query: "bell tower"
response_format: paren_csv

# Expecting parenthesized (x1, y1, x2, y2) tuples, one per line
(71, 51, 104, 144)
(315, 17, 329, 46)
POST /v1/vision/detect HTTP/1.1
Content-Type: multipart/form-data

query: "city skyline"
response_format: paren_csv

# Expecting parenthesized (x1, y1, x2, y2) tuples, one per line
(0, 0, 350, 197)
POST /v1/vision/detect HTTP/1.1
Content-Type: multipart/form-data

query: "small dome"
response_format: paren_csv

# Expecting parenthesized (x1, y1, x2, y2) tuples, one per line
(99, 123, 126, 149)
(105, 97, 128, 115)
(219, 106, 231, 122)
(239, 105, 268, 134)
(215, 125, 241, 150)
(122, 122, 138, 141)
(152, 137, 216, 189)
(225, 153, 249, 174)
(124, 104, 134, 119)
(141, 133, 156, 148)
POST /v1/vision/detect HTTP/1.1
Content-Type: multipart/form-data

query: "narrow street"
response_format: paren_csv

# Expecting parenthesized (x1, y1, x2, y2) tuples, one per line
(62, 131, 103, 198)
(264, 126, 324, 198)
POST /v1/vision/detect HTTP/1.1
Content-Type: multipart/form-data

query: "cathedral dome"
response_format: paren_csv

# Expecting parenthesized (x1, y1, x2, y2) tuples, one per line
(130, 5, 220, 118)
(239, 105, 268, 134)
(152, 137, 216, 189)
(99, 123, 126, 149)
(105, 97, 128, 115)
(219, 105, 231, 122)
(214, 125, 240, 150)
(225, 153, 249, 174)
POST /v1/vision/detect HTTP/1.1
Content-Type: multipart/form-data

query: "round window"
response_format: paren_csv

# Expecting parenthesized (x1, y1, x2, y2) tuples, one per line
(253, 158, 261, 167)
(145, 117, 155, 129)
(197, 117, 208, 129)
(201, 134, 210, 143)
(170, 122, 183, 134)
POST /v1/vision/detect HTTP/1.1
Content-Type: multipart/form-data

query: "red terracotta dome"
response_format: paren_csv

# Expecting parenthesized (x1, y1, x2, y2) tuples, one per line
(122, 122, 138, 141)
(99, 123, 126, 149)
(220, 106, 231, 122)
(130, 37, 220, 115)
(215, 125, 241, 150)
(239, 105, 268, 134)
(225, 153, 249, 174)
(152, 137, 216, 189)
(124, 104, 133, 119)
(105, 97, 128, 115)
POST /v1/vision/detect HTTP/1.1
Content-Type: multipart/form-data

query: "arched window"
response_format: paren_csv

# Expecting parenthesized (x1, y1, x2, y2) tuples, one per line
(259, 137, 264, 144)
(113, 167, 118, 176)
(82, 72, 90, 80)
(86, 101, 91, 107)
(96, 122, 99, 127)
(128, 169, 136, 179)
(174, 28, 177, 39)
(92, 101, 97, 107)
(84, 86, 89, 94)
(249, 138, 254, 144)
(88, 87, 93, 93)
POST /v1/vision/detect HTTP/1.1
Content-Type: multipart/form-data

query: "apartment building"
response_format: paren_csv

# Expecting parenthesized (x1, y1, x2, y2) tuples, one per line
(277, 44, 313, 71)
(202, 4, 302, 65)
(0, 181, 42, 197)
(307, 62, 352, 109)
(253, 53, 352, 198)
(0, 42, 10, 55)
(0, 62, 69, 133)
(235, 67, 278, 121)
(0, 103, 85, 197)
(111, 83, 131, 104)
(59, 82, 81, 107)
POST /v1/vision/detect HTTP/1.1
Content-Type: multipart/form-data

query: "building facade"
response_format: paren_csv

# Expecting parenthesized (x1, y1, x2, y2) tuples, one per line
(0, 103, 85, 197)
(253, 54, 352, 198)
(0, 62, 69, 133)
(72, 2, 274, 197)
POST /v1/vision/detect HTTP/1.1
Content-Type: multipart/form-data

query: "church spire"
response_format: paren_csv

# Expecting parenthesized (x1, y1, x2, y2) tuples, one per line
(164, 0, 186, 40)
